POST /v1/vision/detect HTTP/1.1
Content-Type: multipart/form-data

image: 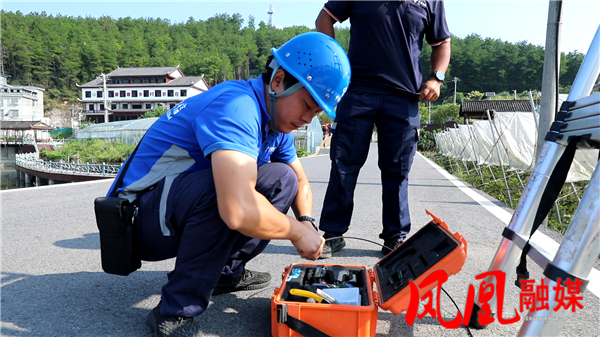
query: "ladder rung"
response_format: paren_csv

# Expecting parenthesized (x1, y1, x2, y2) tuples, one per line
(568, 92, 600, 110)
(561, 114, 600, 133)
(564, 103, 600, 122)
(557, 127, 600, 146)
(526, 237, 556, 270)
(503, 229, 556, 271)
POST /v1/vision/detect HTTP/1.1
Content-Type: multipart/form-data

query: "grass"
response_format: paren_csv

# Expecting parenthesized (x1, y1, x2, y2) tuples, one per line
(420, 151, 589, 235)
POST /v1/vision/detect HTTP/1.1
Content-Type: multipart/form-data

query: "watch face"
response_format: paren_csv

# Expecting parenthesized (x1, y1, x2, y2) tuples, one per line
(435, 71, 445, 81)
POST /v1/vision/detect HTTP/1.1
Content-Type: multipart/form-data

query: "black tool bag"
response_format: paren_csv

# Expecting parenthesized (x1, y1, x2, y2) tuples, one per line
(94, 138, 144, 276)
(94, 196, 141, 276)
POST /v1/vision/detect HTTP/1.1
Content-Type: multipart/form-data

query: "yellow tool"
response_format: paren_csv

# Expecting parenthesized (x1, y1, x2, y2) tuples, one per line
(289, 289, 324, 303)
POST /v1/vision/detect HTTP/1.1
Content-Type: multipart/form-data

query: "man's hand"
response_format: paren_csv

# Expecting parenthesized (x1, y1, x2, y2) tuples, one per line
(418, 79, 442, 102)
(291, 222, 325, 260)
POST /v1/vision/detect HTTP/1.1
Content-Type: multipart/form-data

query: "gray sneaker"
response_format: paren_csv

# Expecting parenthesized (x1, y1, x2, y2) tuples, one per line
(147, 302, 196, 337)
(319, 232, 346, 259)
(212, 269, 271, 296)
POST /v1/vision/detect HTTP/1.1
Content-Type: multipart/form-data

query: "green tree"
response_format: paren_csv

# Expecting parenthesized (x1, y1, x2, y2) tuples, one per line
(419, 103, 430, 126)
(465, 91, 484, 100)
(317, 111, 333, 125)
(1, 10, 589, 113)
(431, 103, 460, 124)
(139, 106, 167, 118)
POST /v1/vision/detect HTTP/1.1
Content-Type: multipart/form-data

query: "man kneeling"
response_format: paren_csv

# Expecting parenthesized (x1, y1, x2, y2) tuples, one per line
(105, 32, 351, 336)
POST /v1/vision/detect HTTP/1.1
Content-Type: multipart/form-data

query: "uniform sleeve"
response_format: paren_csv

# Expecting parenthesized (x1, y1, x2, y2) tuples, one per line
(194, 91, 261, 160)
(426, 0, 451, 46)
(323, 1, 353, 23)
(270, 133, 298, 164)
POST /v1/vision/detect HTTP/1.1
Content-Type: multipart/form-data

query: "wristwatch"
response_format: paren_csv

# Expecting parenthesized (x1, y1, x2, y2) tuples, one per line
(298, 216, 319, 232)
(431, 70, 445, 83)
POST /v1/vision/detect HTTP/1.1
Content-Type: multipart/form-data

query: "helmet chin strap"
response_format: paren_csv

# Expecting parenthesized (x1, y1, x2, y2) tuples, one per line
(268, 94, 279, 133)
(268, 59, 304, 133)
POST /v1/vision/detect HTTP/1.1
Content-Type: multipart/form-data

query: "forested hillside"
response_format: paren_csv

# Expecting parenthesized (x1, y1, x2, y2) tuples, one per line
(1, 10, 587, 106)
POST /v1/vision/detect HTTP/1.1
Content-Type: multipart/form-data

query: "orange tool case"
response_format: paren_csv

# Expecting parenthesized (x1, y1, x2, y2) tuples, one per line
(271, 211, 468, 337)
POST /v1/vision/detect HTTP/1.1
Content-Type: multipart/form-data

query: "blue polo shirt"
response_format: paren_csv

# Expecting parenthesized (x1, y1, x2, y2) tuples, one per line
(323, 0, 451, 96)
(109, 75, 298, 198)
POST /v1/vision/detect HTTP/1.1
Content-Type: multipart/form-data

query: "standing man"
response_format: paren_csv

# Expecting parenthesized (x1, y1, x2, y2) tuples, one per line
(106, 32, 350, 336)
(316, 1, 451, 258)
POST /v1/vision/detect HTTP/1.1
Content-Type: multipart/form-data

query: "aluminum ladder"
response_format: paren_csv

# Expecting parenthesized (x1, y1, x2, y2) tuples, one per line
(468, 25, 600, 336)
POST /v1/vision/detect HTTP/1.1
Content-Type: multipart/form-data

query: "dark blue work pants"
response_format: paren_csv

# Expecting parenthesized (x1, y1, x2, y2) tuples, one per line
(136, 162, 298, 317)
(320, 89, 419, 240)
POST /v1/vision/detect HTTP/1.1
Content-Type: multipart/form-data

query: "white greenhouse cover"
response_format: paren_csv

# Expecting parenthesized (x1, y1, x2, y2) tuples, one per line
(434, 111, 598, 183)
(76, 118, 159, 145)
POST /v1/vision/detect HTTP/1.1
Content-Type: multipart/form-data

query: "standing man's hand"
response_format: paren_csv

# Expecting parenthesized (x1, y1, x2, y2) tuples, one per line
(419, 79, 443, 102)
(291, 224, 325, 260)
(420, 41, 450, 102)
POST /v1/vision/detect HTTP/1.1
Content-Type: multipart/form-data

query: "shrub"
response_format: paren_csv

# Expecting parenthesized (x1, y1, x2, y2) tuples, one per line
(418, 129, 437, 151)
(39, 139, 135, 164)
(297, 147, 308, 158)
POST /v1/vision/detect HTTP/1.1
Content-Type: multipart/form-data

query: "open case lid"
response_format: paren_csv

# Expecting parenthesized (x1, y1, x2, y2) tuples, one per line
(371, 210, 468, 314)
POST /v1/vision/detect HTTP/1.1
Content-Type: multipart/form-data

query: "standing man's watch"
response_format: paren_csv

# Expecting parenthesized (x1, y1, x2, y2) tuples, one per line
(297, 216, 319, 232)
(431, 70, 445, 83)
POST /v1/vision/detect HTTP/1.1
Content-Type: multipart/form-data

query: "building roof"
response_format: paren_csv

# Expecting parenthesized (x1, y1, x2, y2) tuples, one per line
(77, 66, 185, 87)
(0, 73, 45, 91)
(168, 76, 205, 86)
(0, 83, 45, 92)
(0, 121, 54, 130)
(460, 100, 539, 117)
(77, 74, 208, 89)
(107, 66, 181, 77)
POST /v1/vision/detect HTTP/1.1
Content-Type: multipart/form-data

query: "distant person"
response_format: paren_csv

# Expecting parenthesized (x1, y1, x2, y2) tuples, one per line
(106, 32, 350, 336)
(316, 1, 451, 258)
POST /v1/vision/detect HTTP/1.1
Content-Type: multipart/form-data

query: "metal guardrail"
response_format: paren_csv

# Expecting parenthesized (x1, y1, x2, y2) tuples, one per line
(22, 138, 37, 145)
(49, 139, 68, 148)
(0, 137, 51, 146)
(15, 153, 121, 177)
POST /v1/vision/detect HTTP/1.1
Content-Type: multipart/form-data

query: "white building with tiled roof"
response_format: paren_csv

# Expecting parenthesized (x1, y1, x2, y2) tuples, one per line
(77, 66, 210, 123)
(0, 74, 45, 122)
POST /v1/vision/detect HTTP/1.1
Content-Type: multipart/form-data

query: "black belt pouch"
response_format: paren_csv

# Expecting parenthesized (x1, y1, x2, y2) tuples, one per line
(94, 197, 141, 276)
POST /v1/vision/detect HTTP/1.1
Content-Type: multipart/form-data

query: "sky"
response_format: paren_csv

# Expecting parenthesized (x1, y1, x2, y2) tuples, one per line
(2, 0, 599, 54)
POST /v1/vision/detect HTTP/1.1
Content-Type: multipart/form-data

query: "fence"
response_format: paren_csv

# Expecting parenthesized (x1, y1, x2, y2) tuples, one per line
(294, 137, 308, 152)
(15, 152, 121, 177)
(434, 111, 597, 183)
(431, 108, 598, 224)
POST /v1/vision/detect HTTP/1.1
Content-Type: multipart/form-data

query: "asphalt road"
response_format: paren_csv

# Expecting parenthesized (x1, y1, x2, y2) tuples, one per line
(1, 143, 598, 336)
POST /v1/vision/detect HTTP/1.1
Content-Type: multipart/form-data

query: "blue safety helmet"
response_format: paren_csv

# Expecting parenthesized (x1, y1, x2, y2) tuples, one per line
(268, 32, 351, 126)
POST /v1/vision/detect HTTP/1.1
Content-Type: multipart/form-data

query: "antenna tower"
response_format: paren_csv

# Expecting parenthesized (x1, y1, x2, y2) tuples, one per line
(267, 4, 275, 26)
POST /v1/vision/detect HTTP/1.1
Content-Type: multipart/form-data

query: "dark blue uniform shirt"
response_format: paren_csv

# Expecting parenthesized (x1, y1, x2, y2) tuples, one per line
(323, 0, 450, 95)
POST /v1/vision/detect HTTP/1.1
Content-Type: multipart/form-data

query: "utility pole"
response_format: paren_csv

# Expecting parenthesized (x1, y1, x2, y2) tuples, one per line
(536, 0, 563, 161)
(102, 73, 109, 123)
(536, 0, 563, 230)
(71, 104, 75, 129)
(0, 29, 4, 74)
(428, 101, 431, 124)
(451, 77, 461, 104)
